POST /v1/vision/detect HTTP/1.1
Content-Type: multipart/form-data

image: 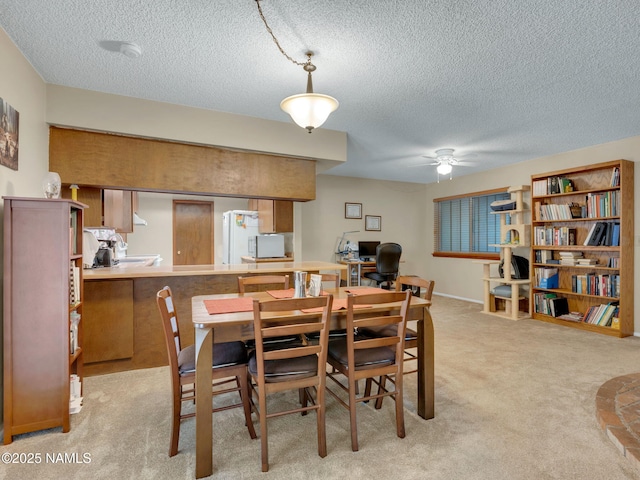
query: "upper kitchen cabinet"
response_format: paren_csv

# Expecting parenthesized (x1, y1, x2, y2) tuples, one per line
(256, 199, 293, 233)
(103, 190, 133, 233)
(62, 187, 136, 233)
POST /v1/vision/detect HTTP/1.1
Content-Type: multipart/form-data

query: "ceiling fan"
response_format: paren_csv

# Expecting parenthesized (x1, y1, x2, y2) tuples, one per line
(421, 148, 471, 181)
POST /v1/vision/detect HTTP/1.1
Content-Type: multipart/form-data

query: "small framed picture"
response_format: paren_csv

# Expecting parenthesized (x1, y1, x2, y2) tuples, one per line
(345, 202, 362, 219)
(365, 215, 381, 231)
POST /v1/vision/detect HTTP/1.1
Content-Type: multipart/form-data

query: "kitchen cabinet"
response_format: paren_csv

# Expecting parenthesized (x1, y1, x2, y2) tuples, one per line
(83, 280, 134, 363)
(103, 189, 133, 233)
(3, 197, 85, 443)
(256, 199, 293, 233)
(62, 187, 135, 232)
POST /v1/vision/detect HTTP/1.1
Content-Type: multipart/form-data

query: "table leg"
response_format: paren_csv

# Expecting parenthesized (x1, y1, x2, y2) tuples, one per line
(416, 306, 434, 419)
(194, 327, 213, 478)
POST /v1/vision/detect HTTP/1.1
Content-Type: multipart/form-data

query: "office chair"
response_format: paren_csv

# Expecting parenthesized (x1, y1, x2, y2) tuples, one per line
(363, 242, 402, 289)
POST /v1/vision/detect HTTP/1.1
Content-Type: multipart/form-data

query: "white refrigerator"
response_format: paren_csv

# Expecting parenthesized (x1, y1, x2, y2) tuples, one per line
(222, 210, 260, 264)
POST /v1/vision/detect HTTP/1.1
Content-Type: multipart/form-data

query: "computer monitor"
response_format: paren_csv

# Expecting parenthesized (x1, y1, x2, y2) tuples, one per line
(358, 241, 380, 260)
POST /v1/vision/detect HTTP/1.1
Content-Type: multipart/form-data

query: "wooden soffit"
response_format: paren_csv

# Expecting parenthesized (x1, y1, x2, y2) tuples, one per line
(49, 127, 316, 201)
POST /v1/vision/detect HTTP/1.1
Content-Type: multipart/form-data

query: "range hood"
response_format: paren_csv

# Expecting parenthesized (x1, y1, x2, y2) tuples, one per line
(133, 212, 148, 226)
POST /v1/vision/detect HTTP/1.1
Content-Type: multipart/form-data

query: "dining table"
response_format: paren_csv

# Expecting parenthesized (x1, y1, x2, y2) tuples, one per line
(190, 286, 435, 478)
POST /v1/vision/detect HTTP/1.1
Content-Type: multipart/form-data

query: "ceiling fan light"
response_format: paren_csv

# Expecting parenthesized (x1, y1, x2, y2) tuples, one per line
(437, 162, 453, 175)
(280, 93, 339, 132)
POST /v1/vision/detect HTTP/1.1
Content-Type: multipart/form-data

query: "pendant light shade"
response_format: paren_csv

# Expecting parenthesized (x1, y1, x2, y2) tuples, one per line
(255, 1, 338, 133)
(280, 92, 339, 133)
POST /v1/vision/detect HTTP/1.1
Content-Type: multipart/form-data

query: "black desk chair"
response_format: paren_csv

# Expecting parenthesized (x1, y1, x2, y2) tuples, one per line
(363, 242, 402, 289)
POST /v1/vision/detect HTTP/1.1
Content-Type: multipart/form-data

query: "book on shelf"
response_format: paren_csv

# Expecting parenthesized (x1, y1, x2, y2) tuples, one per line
(582, 302, 619, 326)
(549, 297, 570, 317)
(558, 251, 583, 257)
(611, 166, 620, 187)
(576, 258, 597, 266)
(557, 311, 584, 322)
(69, 261, 80, 305)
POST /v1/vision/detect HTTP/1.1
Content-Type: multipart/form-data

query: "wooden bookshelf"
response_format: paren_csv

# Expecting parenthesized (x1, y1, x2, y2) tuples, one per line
(530, 160, 634, 337)
(3, 197, 86, 443)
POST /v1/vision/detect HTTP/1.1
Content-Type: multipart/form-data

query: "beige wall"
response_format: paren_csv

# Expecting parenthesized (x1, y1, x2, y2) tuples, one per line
(300, 175, 429, 280)
(0, 25, 50, 426)
(45, 85, 347, 172)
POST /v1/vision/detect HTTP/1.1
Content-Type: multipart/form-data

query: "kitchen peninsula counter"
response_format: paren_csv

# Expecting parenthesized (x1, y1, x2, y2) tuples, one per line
(83, 261, 346, 375)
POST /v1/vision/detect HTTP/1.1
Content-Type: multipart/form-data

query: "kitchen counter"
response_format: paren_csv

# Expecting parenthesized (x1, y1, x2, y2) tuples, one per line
(240, 255, 293, 263)
(84, 260, 343, 279)
(82, 261, 346, 376)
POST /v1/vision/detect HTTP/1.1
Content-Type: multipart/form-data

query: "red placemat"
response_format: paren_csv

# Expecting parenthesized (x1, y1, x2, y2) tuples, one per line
(266, 288, 295, 299)
(345, 287, 388, 295)
(204, 297, 254, 315)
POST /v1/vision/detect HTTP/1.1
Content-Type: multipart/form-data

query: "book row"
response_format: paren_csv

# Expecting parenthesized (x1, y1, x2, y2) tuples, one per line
(532, 167, 620, 197)
(572, 273, 620, 298)
(582, 303, 619, 327)
(585, 190, 620, 218)
(533, 226, 576, 246)
(532, 176, 574, 196)
(532, 292, 619, 327)
(583, 221, 620, 246)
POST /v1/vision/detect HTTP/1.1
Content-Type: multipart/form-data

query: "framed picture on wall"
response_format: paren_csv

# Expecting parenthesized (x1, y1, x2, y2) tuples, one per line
(365, 215, 381, 231)
(0, 97, 19, 170)
(345, 202, 362, 219)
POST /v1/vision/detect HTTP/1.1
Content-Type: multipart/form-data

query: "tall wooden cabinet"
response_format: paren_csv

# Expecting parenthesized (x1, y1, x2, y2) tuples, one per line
(530, 160, 634, 337)
(3, 197, 85, 443)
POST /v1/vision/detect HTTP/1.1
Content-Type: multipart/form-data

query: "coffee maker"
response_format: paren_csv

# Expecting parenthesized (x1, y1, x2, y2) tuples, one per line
(84, 227, 126, 267)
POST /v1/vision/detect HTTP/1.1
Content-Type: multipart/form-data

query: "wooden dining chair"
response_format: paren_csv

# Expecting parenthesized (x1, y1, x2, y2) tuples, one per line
(360, 275, 434, 408)
(249, 294, 333, 472)
(156, 286, 256, 457)
(320, 272, 341, 289)
(238, 274, 290, 294)
(305, 272, 345, 344)
(360, 276, 434, 373)
(239, 274, 299, 348)
(326, 290, 412, 452)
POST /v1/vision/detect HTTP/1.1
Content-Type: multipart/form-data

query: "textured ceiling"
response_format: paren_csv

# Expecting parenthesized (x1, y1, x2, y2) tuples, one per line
(1, 0, 639, 184)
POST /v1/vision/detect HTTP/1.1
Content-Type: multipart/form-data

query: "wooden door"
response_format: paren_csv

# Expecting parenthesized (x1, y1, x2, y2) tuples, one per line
(173, 200, 214, 265)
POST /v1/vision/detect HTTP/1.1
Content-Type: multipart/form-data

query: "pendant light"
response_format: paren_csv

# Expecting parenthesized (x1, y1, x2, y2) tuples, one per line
(256, 0, 339, 133)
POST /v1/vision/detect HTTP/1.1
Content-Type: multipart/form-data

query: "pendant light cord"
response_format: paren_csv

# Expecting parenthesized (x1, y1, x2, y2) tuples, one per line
(255, 0, 308, 67)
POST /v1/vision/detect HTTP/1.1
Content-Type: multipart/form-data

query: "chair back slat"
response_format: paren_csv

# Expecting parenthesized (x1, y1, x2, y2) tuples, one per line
(395, 275, 435, 301)
(263, 322, 325, 338)
(238, 275, 290, 293)
(263, 345, 322, 361)
(354, 315, 403, 329)
(353, 336, 400, 350)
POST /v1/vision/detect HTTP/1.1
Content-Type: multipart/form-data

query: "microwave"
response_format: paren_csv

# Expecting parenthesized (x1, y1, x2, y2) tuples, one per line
(248, 235, 285, 258)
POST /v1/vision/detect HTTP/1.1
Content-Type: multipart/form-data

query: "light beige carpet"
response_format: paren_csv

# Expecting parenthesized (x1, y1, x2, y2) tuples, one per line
(3, 296, 640, 479)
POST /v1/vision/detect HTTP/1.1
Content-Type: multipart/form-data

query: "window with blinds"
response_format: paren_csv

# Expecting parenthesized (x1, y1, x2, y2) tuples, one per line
(434, 188, 510, 259)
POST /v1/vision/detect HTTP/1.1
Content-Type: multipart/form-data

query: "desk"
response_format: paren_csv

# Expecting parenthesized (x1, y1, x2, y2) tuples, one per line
(339, 259, 376, 286)
(191, 287, 435, 478)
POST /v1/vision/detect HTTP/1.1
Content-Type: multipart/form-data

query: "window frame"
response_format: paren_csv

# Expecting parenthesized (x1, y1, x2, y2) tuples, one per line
(433, 187, 509, 260)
